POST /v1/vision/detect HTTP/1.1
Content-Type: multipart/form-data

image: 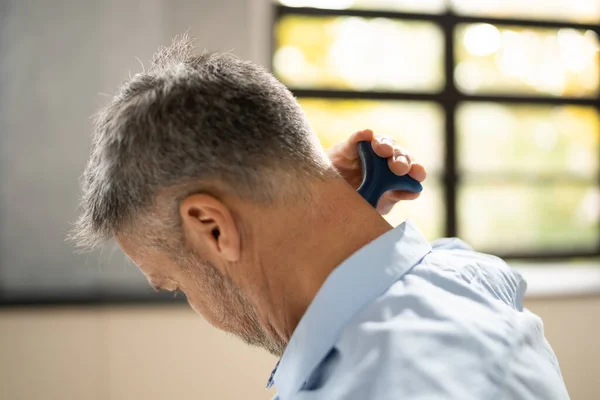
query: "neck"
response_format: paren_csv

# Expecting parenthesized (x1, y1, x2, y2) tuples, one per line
(256, 179, 393, 345)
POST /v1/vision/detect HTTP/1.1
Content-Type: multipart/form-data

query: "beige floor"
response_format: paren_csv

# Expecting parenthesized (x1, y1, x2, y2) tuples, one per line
(1, 296, 598, 400)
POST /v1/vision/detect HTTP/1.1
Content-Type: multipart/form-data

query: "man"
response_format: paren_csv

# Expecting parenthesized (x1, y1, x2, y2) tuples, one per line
(72, 37, 569, 399)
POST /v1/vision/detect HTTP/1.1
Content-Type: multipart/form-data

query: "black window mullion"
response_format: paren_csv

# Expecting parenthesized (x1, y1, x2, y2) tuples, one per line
(442, 14, 458, 238)
(276, 5, 442, 22)
(289, 89, 441, 102)
(459, 94, 598, 106)
(486, 248, 600, 261)
(287, 89, 599, 106)
(276, 5, 600, 32)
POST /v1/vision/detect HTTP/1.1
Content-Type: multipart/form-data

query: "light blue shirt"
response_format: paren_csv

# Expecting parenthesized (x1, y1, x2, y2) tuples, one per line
(268, 220, 569, 400)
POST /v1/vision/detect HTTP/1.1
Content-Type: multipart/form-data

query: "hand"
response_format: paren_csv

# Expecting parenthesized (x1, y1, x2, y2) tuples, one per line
(327, 129, 427, 215)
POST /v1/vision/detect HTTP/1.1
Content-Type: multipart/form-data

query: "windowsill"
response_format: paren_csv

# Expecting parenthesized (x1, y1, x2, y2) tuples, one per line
(513, 263, 600, 298)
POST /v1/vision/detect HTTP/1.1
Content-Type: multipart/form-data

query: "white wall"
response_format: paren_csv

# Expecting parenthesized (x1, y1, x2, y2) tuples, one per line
(0, 306, 278, 400)
(0, 0, 271, 296)
(1, 298, 599, 400)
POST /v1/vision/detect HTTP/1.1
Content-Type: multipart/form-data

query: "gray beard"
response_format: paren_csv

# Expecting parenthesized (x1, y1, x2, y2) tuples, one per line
(183, 253, 287, 357)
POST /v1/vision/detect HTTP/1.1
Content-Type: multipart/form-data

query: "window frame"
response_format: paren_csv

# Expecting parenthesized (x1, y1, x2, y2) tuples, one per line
(273, 4, 600, 261)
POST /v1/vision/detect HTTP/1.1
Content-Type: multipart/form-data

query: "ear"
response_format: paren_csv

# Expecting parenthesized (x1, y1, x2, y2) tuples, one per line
(179, 194, 241, 262)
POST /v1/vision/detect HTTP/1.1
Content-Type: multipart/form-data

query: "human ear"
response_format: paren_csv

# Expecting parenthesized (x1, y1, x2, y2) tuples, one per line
(179, 194, 240, 262)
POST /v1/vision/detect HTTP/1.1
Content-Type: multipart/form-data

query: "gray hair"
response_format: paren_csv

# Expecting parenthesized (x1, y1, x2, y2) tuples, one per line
(71, 36, 338, 251)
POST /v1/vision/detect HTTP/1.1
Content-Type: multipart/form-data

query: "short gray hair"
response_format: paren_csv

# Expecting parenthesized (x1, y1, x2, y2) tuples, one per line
(71, 36, 337, 251)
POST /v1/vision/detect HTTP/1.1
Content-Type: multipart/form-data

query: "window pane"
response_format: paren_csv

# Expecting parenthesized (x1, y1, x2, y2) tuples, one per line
(279, 0, 446, 13)
(298, 98, 445, 173)
(458, 183, 600, 252)
(275, 16, 444, 91)
(450, 0, 600, 23)
(457, 103, 600, 178)
(384, 180, 444, 241)
(455, 24, 600, 97)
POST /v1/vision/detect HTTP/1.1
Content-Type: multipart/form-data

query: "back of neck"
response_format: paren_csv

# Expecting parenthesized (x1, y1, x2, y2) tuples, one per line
(264, 178, 394, 341)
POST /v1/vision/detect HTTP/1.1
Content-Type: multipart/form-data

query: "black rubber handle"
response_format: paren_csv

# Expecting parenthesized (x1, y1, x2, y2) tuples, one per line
(356, 141, 423, 208)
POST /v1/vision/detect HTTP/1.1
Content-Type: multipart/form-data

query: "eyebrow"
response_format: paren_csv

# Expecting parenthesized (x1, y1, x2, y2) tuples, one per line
(148, 278, 166, 292)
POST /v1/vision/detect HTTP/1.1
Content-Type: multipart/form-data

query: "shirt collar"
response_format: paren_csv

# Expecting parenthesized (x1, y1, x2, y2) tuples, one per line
(267, 220, 432, 398)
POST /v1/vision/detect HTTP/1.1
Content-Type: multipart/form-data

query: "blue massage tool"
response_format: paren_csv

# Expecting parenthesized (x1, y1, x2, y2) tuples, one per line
(356, 141, 423, 208)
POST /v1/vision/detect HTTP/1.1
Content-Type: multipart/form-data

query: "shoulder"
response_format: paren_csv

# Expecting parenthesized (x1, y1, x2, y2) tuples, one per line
(294, 244, 566, 399)
(423, 240, 528, 310)
(329, 279, 518, 398)
(322, 249, 531, 398)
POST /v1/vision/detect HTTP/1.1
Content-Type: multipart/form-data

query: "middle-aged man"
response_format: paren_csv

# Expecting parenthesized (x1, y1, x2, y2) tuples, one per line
(72, 37, 569, 399)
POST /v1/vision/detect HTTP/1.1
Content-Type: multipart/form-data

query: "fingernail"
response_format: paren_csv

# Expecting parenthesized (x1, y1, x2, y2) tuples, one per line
(379, 137, 393, 146)
(394, 154, 410, 166)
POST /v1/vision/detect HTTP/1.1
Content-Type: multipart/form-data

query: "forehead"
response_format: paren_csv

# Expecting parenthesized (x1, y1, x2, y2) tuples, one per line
(116, 235, 175, 276)
(116, 235, 145, 264)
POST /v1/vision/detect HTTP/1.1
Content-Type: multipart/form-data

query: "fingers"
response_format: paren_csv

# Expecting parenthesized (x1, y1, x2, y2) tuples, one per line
(371, 135, 395, 158)
(384, 190, 421, 201)
(373, 135, 426, 182)
(393, 158, 426, 182)
(333, 129, 375, 160)
(408, 162, 427, 182)
(350, 129, 375, 143)
(376, 190, 422, 214)
(332, 130, 427, 183)
(388, 147, 412, 176)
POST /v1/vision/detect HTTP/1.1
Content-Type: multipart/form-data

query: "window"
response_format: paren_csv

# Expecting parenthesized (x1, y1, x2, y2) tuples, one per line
(274, 15, 445, 91)
(274, 1, 600, 260)
(455, 25, 599, 97)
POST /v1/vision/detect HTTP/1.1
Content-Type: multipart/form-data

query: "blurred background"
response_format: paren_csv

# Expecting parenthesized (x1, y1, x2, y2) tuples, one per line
(0, 0, 599, 399)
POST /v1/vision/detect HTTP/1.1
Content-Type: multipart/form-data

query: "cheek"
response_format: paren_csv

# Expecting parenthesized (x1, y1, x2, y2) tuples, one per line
(178, 256, 241, 331)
